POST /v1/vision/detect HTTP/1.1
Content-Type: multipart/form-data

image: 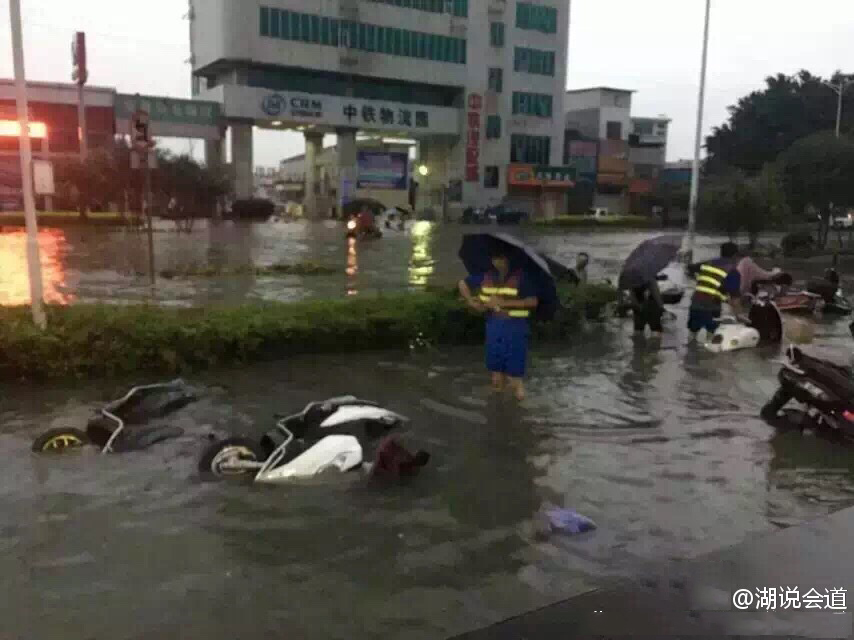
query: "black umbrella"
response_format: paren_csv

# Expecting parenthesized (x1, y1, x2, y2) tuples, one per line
(618, 235, 682, 290)
(459, 233, 559, 321)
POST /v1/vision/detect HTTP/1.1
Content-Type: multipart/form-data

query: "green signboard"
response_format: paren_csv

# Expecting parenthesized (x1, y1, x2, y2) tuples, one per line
(115, 94, 221, 126)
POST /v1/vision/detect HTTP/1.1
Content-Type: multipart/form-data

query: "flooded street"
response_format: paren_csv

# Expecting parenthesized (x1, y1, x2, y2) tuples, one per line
(2, 221, 854, 639)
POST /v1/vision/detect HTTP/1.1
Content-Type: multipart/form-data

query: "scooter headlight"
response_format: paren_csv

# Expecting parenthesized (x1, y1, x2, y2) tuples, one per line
(347, 220, 357, 231)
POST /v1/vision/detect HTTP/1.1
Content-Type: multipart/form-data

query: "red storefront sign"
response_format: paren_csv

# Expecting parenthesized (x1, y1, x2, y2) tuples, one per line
(465, 93, 482, 182)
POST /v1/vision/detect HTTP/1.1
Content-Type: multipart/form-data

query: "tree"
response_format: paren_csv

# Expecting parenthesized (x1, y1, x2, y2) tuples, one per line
(155, 152, 229, 231)
(780, 132, 854, 248)
(705, 70, 854, 176)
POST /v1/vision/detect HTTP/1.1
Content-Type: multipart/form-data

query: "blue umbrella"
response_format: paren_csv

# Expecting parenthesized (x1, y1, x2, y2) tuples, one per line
(618, 235, 682, 291)
(459, 233, 559, 321)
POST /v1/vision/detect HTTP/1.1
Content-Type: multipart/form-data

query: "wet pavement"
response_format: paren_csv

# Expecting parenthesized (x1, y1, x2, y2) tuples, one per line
(455, 503, 854, 639)
(1, 221, 854, 639)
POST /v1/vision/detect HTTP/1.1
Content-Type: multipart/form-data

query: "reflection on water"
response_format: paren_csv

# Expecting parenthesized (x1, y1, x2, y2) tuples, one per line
(409, 221, 435, 286)
(0, 230, 73, 305)
(346, 236, 358, 296)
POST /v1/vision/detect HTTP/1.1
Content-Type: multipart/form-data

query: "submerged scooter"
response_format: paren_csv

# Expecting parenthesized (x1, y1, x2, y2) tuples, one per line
(198, 396, 428, 483)
(761, 346, 854, 441)
(31, 380, 197, 454)
(346, 217, 383, 240)
(704, 293, 783, 353)
(806, 269, 853, 316)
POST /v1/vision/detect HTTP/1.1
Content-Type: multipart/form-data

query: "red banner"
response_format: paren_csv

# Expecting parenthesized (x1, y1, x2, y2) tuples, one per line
(466, 93, 481, 183)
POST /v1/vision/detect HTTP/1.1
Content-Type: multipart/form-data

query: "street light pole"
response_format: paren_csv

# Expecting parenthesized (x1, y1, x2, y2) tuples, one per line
(9, 0, 46, 329)
(824, 77, 854, 139)
(684, 0, 712, 264)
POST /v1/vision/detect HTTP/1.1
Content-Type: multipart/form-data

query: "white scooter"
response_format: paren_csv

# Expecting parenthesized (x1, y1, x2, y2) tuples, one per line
(704, 294, 783, 353)
(198, 396, 412, 483)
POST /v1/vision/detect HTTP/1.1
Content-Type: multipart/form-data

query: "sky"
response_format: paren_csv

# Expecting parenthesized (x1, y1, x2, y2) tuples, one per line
(1, 0, 853, 167)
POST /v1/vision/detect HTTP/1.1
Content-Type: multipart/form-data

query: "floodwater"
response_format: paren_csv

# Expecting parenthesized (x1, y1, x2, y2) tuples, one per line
(2, 221, 854, 639)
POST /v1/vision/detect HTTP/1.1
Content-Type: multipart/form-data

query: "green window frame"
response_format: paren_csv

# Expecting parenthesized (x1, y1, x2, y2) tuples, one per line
(490, 22, 505, 47)
(260, 7, 270, 36)
(282, 11, 292, 39)
(269, 8, 280, 37)
(488, 67, 503, 93)
(310, 15, 321, 43)
(319, 17, 330, 45)
(300, 14, 310, 42)
(486, 115, 502, 139)
(516, 2, 558, 34)
(512, 92, 553, 118)
(259, 7, 466, 65)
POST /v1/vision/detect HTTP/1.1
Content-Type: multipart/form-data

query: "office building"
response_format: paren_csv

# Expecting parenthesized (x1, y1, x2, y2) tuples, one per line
(189, 0, 572, 218)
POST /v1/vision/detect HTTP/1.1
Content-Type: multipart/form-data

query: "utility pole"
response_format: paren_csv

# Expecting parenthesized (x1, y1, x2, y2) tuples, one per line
(824, 77, 854, 139)
(9, 0, 46, 329)
(684, 0, 712, 265)
(72, 32, 88, 159)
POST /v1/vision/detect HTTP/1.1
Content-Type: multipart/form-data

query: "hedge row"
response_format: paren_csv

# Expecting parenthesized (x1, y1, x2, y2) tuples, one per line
(0, 285, 616, 381)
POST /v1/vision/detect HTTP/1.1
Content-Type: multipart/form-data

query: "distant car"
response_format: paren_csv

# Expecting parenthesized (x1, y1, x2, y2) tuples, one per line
(487, 204, 530, 225)
(589, 207, 614, 219)
(832, 213, 853, 229)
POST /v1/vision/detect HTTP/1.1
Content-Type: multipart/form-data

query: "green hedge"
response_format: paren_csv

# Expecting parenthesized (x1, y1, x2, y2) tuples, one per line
(0, 285, 615, 381)
(533, 215, 660, 230)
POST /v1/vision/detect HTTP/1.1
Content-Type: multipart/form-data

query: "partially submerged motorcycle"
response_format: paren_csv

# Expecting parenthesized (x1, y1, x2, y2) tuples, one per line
(32, 380, 197, 454)
(198, 396, 428, 483)
(704, 293, 783, 353)
(761, 347, 854, 440)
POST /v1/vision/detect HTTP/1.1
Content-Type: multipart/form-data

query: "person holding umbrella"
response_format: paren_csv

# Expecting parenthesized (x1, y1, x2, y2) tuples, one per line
(458, 237, 547, 401)
(618, 235, 681, 335)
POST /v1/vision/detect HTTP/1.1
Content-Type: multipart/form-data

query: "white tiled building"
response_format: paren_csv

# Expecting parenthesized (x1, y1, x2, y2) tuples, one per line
(189, 0, 571, 217)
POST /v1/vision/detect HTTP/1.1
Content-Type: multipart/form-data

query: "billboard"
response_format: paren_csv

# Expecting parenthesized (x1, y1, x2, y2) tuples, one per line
(508, 165, 575, 188)
(357, 152, 409, 190)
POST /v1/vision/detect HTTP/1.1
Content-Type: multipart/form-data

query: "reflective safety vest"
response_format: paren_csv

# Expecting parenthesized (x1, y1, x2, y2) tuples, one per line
(479, 270, 530, 319)
(694, 259, 733, 303)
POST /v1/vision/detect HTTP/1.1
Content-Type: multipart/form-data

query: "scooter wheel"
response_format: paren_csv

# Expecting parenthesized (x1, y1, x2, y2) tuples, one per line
(32, 428, 91, 453)
(198, 437, 265, 477)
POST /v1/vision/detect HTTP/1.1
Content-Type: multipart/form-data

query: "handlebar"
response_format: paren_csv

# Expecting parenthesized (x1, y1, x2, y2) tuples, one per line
(101, 381, 188, 454)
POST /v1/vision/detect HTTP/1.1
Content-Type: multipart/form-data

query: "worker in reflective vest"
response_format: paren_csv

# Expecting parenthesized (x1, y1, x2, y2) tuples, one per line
(687, 242, 742, 339)
(458, 243, 539, 401)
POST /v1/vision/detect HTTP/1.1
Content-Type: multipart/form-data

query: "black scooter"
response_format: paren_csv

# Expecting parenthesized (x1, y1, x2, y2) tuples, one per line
(761, 347, 854, 440)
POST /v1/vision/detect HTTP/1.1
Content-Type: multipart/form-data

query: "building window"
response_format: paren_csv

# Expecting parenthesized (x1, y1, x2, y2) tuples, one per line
(260, 7, 467, 64)
(486, 115, 502, 139)
(490, 22, 505, 47)
(606, 121, 622, 140)
(365, 0, 468, 17)
(487, 68, 503, 93)
(484, 166, 500, 189)
(512, 92, 553, 118)
(511, 135, 551, 164)
(513, 47, 555, 76)
(516, 2, 558, 34)
(633, 120, 654, 136)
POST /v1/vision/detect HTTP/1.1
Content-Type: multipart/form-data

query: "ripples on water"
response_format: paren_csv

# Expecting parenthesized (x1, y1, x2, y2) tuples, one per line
(2, 222, 854, 638)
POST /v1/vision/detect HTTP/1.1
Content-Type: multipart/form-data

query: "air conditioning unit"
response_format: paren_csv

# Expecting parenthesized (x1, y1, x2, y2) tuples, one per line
(488, 0, 507, 14)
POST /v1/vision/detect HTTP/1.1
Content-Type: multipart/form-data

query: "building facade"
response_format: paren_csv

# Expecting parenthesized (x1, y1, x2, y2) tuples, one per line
(277, 138, 414, 212)
(189, 0, 571, 217)
(564, 87, 670, 214)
